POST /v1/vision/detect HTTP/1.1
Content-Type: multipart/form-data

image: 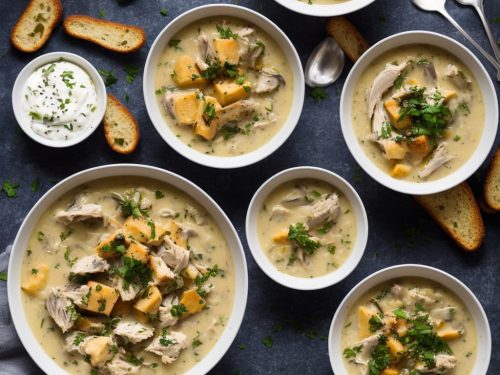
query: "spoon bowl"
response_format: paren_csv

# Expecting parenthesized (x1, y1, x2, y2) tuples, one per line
(305, 37, 345, 87)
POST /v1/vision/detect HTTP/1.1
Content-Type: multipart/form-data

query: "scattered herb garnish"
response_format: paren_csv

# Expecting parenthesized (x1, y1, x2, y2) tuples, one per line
(97, 69, 118, 87)
(262, 336, 273, 348)
(124, 65, 140, 84)
(168, 39, 181, 50)
(171, 303, 188, 318)
(216, 25, 239, 39)
(310, 87, 327, 102)
(288, 223, 320, 255)
(160, 8, 169, 16)
(0, 271, 7, 281)
(2, 181, 19, 198)
(155, 190, 165, 199)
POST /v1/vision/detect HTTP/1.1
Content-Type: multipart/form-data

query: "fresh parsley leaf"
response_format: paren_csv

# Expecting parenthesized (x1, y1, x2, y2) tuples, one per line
(216, 25, 238, 39)
(124, 65, 140, 84)
(310, 87, 327, 102)
(262, 336, 273, 348)
(168, 39, 181, 50)
(170, 303, 188, 318)
(343, 345, 362, 359)
(98, 69, 118, 87)
(160, 8, 169, 16)
(288, 223, 320, 255)
(155, 190, 165, 199)
(2, 181, 19, 198)
(0, 271, 7, 281)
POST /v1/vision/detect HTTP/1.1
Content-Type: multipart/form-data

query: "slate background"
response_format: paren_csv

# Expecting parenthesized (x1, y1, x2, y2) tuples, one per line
(0, 0, 498, 374)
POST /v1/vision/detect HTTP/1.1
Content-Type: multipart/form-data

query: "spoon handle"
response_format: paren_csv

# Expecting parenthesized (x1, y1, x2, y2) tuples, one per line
(439, 8, 500, 73)
(474, 2, 500, 62)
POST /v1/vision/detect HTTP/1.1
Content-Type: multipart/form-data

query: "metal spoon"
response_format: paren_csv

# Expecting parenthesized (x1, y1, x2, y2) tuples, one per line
(305, 37, 345, 87)
(455, 0, 500, 62)
(410, 0, 500, 81)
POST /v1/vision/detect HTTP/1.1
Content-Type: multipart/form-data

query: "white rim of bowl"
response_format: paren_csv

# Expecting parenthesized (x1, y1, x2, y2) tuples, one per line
(143, 4, 305, 169)
(340, 30, 499, 195)
(328, 264, 492, 375)
(273, 0, 376, 17)
(245, 166, 368, 290)
(11, 51, 107, 148)
(7, 164, 248, 375)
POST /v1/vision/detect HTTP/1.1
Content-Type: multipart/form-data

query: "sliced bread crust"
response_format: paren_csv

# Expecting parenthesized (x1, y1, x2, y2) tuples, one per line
(326, 16, 369, 62)
(103, 94, 140, 154)
(414, 182, 485, 252)
(11, 0, 63, 53)
(63, 15, 145, 53)
(484, 148, 500, 211)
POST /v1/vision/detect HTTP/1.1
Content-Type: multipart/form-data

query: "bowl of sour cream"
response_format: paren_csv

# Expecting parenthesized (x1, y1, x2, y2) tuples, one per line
(12, 52, 106, 147)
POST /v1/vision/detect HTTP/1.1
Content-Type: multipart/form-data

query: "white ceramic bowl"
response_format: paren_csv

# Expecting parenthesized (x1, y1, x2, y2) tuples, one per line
(7, 164, 248, 375)
(143, 4, 305, 169)
(245, 167, 368, 290)
(340, 31, 499, 195)
(272, 0, 376, 17)
(12, 51, 107, 148)
(329, 264, 492, 374)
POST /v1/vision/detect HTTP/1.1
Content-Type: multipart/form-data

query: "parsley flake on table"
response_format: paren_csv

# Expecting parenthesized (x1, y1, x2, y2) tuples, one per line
(31, 177, 40, 192)
(2, 180, 19, 198)
(98, 69, 118, 87)
(310, 87, 327, 102)
(262, 336, 273, 348)
(0, 271, 7, 281)
(124, 65, 140, 84)
(160, 8, 169, 17)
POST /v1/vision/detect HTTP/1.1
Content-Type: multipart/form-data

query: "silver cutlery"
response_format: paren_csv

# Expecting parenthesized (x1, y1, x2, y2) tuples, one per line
(304, 37, 345, 87)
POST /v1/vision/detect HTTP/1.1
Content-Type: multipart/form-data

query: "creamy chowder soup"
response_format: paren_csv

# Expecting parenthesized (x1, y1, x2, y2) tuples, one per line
(154, 17, 294, 156)
(20, 177, 234, 375)
(341, 278, 477, 375)
(352, 45, 484, 182)
(257, 179, 356, 278)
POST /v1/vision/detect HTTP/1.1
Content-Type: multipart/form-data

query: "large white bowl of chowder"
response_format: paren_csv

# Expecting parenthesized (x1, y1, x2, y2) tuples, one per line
(246, 167, 368, 290)
(12, 52, 106, 148)
(7, 164, 248, 375)
(143, 4, 304, 169)
(340, 31, 498, 195)
(272, 0, 376, 17)
(329, 265, 491, 375)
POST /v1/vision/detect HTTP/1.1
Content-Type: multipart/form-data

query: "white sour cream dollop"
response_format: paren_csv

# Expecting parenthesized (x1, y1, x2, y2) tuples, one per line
(22, 61, 97, 141)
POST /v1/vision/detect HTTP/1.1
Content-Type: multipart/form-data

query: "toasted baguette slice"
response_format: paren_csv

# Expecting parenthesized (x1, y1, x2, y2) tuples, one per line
(103, 94, 139, 154)
(484, 148, 500, 211)
(326, 16, 369, 62)
(11, 0, 63, 52)
(63, 15, 145, 53)
(414, 183, 485, 252)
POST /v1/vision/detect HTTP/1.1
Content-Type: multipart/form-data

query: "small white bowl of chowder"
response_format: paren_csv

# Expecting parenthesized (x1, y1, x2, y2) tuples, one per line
(246, 167, 368, 290)
(12, 52, 106, 147)
(340, 31, 498, 195)
(329, 264, 491, 375)
(143, 4, 304, 168)
(7, 164, 248, 375)
(272, 0, 376, 17)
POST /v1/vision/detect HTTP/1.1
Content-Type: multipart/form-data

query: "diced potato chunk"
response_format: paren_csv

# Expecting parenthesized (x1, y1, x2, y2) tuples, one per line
(437, 329, 462, 340)
(213, 38, 239, 65)
(76, 317, 105, 334)
(172, 92, 201, 126)
(383, 140, 407, 160)
(111, 299, 134, 317)
(95, 230, 127, 258)
(149, 255, 174, 285)
(381, 369, 399, 375)
(405, 78, 418, 85)
(133, 309, 150, 325)
(125, 242, 150, 263)
(358, 306, 376, 339)
(194, 116, 218, 141)
(387, 336, 405, 357)
(180, 289, 205, 315)
(443, 90, 457, 102)
(21, 264, 49, 295)
(391, 163, 412, 178)
(172, 55, 207, 89)
(165, 220, 187, 248)
(272, 229, 290, 244)
(83, 336, 115, 367)
(407, 135, 431, 157)
(134, 285, 162, 314)
(384, 98, 411, 129)
(82, 281, 119, 316)
(123, 216, 168, 246)
(214, 79, 250, 106)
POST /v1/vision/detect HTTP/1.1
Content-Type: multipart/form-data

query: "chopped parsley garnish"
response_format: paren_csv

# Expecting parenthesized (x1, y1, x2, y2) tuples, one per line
(317, 221, 333, 235)
(170, 303, 188, 318)
(219, 124, 240, 141)
(124, 65, 140, 84)
(457, 102, 470, 114)
(262, 336, 273, 348)
(380, 122, 393, 139)
(343, 345, 362, 358)
(203, 102, 216, 122)
(453, 135, 461, 142)
(118, 195, 148, 218)
(368, 339, 392, 374)
(394, 73, 406, 89)
(288, 223, 320, 255)
(73, 332, 85, 346)
(194, 265, 219, 297)
(0, 271, 7, 281)
(310, 87, 327, 102)
(168, 39, 181, 50)
(147, 219, 156, 240)
(110, 256, 152, 288)
(97, 69, 118, 87)
(160, 8, 169, 16)
(192, 333, 202, 349)
(59, 230, 72, 241)
(369, 314, 384, 332)
(2, 181, 19, 198)
(124, 353, 144, 366)
(393, 308, 409, 320)
(216, 25, 238, 39)
(155, 190, 165, 199)
(64, 247, 78, 267)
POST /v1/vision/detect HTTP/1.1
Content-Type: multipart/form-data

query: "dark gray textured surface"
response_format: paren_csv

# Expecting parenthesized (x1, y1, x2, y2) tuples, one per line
(0, 0, 499, 374)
